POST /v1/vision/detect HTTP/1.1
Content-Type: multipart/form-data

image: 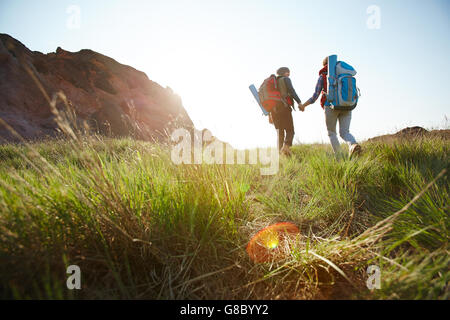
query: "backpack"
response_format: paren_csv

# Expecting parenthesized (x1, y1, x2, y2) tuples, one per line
(258, 74, 281, 112)
(326, 55, 360, 111)
(277, 77, 294, 107)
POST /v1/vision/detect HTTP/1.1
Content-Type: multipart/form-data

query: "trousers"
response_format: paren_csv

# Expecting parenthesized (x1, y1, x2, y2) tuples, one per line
(324, 105, 357, 153)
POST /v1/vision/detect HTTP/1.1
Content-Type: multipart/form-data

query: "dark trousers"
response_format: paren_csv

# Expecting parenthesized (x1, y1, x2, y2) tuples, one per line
(277, 128, 294, 150)
(272, 103, 294, 150)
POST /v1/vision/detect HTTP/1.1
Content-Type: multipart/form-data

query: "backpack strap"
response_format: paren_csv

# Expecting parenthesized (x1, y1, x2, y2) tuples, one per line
(271, 74, 278, 89)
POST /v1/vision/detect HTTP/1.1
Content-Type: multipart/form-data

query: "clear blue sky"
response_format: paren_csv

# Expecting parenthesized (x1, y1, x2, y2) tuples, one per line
(1, 0, 449, 148)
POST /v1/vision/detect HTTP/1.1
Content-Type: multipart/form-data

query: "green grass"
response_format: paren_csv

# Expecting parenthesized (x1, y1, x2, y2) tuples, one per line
(0, 135, 448, 299)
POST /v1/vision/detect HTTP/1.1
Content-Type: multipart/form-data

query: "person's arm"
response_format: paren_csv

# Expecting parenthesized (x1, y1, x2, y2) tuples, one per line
(284, 77, 301, 105)
(302, 76, 323, 110)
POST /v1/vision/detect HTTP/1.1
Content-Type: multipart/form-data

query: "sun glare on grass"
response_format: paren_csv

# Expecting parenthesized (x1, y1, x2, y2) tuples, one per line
(259, 229, 279, 249)
(247, 222, 300, 263)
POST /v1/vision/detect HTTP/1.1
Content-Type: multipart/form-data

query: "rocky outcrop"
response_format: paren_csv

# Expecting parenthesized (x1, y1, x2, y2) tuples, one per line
(0, 34, 194, 141)
(367, 126, 450, 142)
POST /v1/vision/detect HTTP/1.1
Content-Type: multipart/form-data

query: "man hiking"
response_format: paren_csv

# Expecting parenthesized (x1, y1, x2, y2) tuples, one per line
(300, 57, 361, 158)
(271, 67, 302, 156)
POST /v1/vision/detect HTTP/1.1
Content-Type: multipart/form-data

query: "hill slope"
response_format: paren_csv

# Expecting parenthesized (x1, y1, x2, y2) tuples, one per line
(0, 133, 448, 299)
(0, 34, 193, 141)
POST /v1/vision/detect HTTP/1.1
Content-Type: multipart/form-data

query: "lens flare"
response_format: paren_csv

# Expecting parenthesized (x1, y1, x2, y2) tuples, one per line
(246, 222, 300, 263)
(258, 229, 279, 249)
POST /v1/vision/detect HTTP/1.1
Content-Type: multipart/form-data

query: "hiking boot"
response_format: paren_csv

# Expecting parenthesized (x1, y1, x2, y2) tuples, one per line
(349, 143, 362, 159)
(280, 145, 292, 157)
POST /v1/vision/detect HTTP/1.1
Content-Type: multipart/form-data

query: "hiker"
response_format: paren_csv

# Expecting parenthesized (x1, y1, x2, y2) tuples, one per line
(300, 57, 361, 158)
(271, 67, 302, 156)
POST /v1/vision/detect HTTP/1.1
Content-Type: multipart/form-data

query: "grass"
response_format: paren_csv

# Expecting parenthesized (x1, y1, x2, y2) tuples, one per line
(0, 133, 448, 299)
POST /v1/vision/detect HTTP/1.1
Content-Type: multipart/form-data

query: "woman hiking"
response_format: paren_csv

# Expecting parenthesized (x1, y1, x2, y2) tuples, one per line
(300, 57, 361, 158)
(271, 67, 302, 156)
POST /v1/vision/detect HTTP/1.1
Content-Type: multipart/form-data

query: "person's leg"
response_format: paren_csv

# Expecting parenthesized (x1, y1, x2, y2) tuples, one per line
(271, 107, 282, 151)
(338, 111, 357, 146)
(324, 106, 340, 153)
(338, 111, 361, 158)
(284, 111, 295, 147)
(277, 128, 285, 151)
(280, 127, 292, 156)
(285, 129, 294, 147)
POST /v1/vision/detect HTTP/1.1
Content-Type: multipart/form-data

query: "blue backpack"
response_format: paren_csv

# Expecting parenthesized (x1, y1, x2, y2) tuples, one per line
(326, 55, 360, 111)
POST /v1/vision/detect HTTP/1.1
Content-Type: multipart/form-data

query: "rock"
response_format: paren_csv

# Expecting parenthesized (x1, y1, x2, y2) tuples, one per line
(0, 33, 194, 142)
(396, 126, 428, 136)
(368, 126, 449, 142)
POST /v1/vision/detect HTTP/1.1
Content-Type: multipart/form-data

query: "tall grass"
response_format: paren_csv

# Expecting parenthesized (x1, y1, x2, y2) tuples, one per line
(0, 134, 448, 299)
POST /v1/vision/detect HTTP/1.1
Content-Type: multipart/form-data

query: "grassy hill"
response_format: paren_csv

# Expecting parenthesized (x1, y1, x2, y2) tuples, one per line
(0, 134, 448, 299)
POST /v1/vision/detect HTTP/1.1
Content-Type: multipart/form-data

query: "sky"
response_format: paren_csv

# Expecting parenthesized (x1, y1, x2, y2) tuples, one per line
(1, 0, 449, 148)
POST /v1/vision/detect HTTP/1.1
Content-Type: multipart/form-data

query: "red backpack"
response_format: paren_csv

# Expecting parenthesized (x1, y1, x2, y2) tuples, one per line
(258, 75, 281, 112)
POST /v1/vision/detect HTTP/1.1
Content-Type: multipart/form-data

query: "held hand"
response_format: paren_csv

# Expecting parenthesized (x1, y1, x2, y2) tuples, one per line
(298, 103, 305, 112)
(300, 101, 311, 111)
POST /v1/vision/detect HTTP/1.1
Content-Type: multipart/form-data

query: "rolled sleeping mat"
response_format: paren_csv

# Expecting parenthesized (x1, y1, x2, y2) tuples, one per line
(327, 54, 338, 104)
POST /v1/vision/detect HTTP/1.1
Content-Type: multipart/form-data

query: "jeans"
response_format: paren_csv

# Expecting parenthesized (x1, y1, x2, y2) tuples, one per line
(324, 105, 357, 154)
